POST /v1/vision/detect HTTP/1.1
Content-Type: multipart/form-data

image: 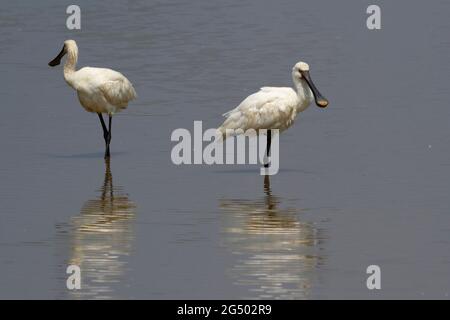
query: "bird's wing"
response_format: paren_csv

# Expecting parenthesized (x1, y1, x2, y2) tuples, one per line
(222, 87, 294, 116)
(219, 87, 297, 133)
(76, 67, 137, 107)
(99, 75, 137, 108)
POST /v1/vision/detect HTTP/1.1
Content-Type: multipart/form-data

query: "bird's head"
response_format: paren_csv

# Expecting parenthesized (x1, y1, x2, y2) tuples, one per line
(292, 61, 328, 108)
(48, 39, 78, 67)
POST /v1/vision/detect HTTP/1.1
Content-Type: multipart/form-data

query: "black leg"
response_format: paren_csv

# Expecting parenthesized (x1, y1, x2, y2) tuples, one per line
(98, 113, 108, 141)
(108, 114, 112, 140)
(264, 129, 272, 168)
(98, 113, 110, 159)
(106, 115, 112, 153)
(105, 115, 112, 158)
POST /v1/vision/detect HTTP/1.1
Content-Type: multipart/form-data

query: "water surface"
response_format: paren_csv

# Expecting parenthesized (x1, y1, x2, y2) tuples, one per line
(1, 0, 450, 299)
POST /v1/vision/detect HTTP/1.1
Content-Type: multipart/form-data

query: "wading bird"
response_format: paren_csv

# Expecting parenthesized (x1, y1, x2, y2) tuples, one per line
(218, 61, 328, 166)
(48, 40, 136, 158)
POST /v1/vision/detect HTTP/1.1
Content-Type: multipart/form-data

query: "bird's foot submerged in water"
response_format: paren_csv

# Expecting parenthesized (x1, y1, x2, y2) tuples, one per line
(104, 146, 111, 159)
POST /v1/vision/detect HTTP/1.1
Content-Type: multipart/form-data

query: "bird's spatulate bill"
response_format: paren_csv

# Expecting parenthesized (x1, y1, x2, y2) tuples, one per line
(48, 45, 66, 67)
(301, 70, 328, 108)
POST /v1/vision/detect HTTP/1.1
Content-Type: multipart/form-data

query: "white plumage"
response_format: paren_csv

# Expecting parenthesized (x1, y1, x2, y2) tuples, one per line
(48, 39, 137, 158)
(53, 40, 136, 115)
(218, 61, 328, 139)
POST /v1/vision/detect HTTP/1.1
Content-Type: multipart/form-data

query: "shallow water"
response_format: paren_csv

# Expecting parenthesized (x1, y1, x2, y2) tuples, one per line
(1, 0, 450, 299)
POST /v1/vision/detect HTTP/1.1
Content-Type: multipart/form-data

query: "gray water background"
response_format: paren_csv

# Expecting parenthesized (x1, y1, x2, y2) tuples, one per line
(1, 0, 450, 299)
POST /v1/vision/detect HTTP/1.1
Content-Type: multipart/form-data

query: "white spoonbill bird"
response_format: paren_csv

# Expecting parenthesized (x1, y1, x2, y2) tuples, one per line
(218, 61, 328, 166)
(48, 40, 137, 158)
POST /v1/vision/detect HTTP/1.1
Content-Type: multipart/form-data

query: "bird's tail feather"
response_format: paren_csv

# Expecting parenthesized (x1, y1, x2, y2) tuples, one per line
(216, 127, 226, 142)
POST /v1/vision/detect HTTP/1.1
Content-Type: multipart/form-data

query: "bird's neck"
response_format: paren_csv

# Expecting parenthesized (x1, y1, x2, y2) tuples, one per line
(64, 47, 78, 77)
(294, 79, 314, 112)
(63, 47, 78, 88)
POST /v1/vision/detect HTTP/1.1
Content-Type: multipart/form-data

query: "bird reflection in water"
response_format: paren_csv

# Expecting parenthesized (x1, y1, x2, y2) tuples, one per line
(67, 159, 136, 299)
(220, 176, 321, 299)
